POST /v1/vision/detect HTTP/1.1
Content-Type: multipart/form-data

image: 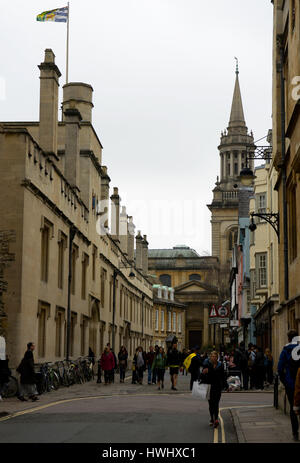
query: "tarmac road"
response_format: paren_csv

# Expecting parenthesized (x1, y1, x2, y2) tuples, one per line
(0, 374, 273, 444)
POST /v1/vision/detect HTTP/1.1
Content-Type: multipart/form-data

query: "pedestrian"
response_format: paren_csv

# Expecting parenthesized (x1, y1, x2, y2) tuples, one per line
(106, 343, 118, 384)
(96, 355, 102, 384)
(100, 346, 115, 385)
(118, 346, 128, 383)
(146, 346, 155, 385)
(278, 329, 300, 441)
(189, 346, 203, 391)
(16, 342, 39, 402)
(152, 345, 159, 384)
(264, 348, 274, 386)
(132, 348, 138, 384)
(0, 355, 11, 401)
(253, 346, 265, 390)
(294, 367, 300, 416)
(152, 347, 167, 390)
(181, 348, 189, 375)
(88, 347, 95, 365)
(133, 346, 147, 384)
(247, 343, 256, 389)
(233, 342, 249, 390)
(200, 351, 226, 429)
(167, 342, 181, 391)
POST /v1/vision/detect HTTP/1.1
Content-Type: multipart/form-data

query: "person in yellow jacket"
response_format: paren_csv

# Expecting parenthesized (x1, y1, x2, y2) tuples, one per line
(183, 350, 196, 372)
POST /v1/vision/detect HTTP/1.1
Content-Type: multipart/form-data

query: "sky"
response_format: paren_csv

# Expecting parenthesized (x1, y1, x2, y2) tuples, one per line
(0, 0, 273, 255)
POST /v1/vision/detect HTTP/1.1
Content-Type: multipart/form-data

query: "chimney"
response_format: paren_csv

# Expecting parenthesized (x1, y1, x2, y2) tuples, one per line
(38, 49, 61, 160)
(135, 231, 143, 271)
(127, 216, 135, 263)
(142, 235, 149, 276)
(110, 187, 120, 241)
(99, 166, 110, 232)
(119, 206, 128, 256)
(63, 107, 82, 191)
(62, 82, 94, 123)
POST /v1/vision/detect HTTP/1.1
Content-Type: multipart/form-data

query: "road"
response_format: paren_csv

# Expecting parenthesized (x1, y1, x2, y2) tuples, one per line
(0, 373, 273, 444)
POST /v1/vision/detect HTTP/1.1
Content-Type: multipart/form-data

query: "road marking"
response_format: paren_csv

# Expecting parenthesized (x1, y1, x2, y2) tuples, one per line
(219, 412, 225, 443)
(214, 426, 218, 443)
(0, 392, 188, 423)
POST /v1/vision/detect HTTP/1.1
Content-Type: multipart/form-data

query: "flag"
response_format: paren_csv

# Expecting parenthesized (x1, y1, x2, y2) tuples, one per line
(36, 6, 68, 23)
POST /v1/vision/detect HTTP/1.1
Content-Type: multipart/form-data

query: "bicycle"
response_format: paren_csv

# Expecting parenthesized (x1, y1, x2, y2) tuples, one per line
(1, 375, 18, 398)
(37, 363, 60, 394)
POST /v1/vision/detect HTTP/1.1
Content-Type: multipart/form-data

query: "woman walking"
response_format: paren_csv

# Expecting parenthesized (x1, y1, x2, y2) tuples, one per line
(100, 347, 115, 385)
(118, 346, 128, 383)
(133, 346, 146, 385)
(264, 348, 274, 386)
(200, 351, 226, 429)
(17, 342, 39, 402)
(152, 347, 167, 390)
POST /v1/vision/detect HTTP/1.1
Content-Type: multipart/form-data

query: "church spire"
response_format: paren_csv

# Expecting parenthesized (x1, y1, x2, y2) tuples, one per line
(228, 58, 246, 130)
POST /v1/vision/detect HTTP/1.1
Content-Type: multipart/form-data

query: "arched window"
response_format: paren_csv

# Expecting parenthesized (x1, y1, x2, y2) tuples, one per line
(159, 274, 171, 287)
(189, 274, 201, 281)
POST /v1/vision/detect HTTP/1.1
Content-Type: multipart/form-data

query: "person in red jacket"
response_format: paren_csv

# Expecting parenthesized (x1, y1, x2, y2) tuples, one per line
(100, 347, 115, 384)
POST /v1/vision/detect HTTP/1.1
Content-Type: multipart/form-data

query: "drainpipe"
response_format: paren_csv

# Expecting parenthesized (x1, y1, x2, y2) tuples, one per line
(66, 225, 76, 361)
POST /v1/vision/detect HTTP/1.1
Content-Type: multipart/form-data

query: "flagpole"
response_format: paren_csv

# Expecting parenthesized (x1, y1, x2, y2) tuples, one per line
(66, 2, 70, 84)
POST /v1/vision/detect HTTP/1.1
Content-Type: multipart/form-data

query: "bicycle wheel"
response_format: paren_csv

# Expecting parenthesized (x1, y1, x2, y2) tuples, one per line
(2, 376, 18, 398)
(51, 371, 60, 390)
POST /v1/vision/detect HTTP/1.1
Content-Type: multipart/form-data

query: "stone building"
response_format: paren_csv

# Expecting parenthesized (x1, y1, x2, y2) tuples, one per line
(271, 0, 300, 354)
(208, 66, 255, 304)
(152, 285, 186, 351)
(0, 49, 153, 368)
(148, 246, 220, 349)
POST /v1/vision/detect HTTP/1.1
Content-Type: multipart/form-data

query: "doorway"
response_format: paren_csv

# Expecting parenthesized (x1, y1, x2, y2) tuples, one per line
(189, 330, 202, 349)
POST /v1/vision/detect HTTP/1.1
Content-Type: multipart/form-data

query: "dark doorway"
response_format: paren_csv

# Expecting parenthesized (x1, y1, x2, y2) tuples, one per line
(189, 330, 202, 349)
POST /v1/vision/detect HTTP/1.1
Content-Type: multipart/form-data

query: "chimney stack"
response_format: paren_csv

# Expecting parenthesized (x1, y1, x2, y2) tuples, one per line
(142, 235, 149, 276)
(38, 49, 61, 160)
(135, 231, 143, 271)
(99, 166, 110, 233)
(110, 187, 120, 241)
(119, 206, 128, 256)
(127, 216, 135, 263)
(63, 107, 82, 191)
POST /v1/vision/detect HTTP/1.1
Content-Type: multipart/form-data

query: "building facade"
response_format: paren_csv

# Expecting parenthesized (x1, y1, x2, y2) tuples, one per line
(152, 285, 186, 351)
(0, 49, 153, 368)
(272, 0, 300, 357)
(148, 246, 220, 349)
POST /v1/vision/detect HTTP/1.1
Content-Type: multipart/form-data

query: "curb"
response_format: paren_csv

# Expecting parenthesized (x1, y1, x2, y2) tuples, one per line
(229, 408, 246, 443)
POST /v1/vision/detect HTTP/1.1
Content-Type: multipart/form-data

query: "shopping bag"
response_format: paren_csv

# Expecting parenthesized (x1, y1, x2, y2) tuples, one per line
(192, 381, 209, 400)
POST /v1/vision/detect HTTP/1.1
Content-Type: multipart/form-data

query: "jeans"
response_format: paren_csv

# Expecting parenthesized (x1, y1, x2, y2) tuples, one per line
(147, 365, 152, 384)
(152, 368, 157, 384)
(286, 387, 299, 436)
(120, 366, 126, 381)
(208, 390, 221, 422)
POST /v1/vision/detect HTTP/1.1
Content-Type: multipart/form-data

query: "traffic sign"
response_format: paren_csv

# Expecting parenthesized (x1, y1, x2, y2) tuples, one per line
(208, 317, 229, 325)
(209, 305, 218, 318)
(218, 306, 229, 318)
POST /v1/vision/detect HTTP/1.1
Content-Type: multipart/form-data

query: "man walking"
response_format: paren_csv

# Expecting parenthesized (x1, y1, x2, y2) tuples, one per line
(146, 346, 155, 385)
(278, 329, 300, 441)
(167, 342, 181, 391)
(17, 342, 39, 402)
(234, 342, 249, 390)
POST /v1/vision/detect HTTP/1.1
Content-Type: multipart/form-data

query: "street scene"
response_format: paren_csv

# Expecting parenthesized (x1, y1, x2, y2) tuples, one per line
(0, 0, 300, 453)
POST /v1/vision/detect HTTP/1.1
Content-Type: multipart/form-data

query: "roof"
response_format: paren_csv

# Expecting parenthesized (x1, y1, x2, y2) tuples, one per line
(148, 246, 201, 259)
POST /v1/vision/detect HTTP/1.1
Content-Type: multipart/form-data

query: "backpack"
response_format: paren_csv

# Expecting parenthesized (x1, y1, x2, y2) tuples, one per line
(288, 344, 300, 382)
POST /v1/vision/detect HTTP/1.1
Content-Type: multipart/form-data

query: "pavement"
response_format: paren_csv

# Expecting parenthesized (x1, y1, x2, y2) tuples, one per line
(0, 372, 298, 443)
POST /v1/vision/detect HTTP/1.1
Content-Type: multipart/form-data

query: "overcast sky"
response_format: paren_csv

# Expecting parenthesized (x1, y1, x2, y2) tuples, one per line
(1, 0, 273, 254)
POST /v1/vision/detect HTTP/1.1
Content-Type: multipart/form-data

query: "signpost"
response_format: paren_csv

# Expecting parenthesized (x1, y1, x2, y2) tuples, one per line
(209, 304, 230, 346)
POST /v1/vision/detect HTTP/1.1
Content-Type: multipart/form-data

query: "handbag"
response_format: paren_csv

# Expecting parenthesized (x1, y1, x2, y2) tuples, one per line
(192, 381, 211, 400)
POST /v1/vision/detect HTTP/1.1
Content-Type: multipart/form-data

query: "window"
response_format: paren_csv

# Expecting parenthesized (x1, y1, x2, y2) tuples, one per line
(41, 219, 52, 282)
(256, 253, 267, 288)
(38, 301, 50, 358)
(101, 268, 107, 307)
(58, 232, 67, 289)
(81, 253, 89, 300)
(155, 310, 159, 331)
(173, 312, 176, 332)
(178, 313, 182, 333)
(288, 184, 297, 262)
(159, 274, 171, 287)
(70, 313, 76, 357)
(55, 308, 65, 357)
(71, 244, 78, 295)
(189, 274, 201, 281)
(250, 269, 256, 299)
(270, 243, 274, 285)
(257, 193, 266, 222)
(168, 311, 172, 331)
(81, 316, 88, 356)
(227, 164, 231, 176)
(161, 310, 165, 331)
(234, 163, 238, 175)
(228, 228, 238, 251)
(92, 245, 97, 281)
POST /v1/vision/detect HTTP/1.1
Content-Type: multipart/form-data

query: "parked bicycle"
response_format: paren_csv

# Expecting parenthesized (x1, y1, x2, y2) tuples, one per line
(1, 375, 18, 398)
(36, 362, 60, 394)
